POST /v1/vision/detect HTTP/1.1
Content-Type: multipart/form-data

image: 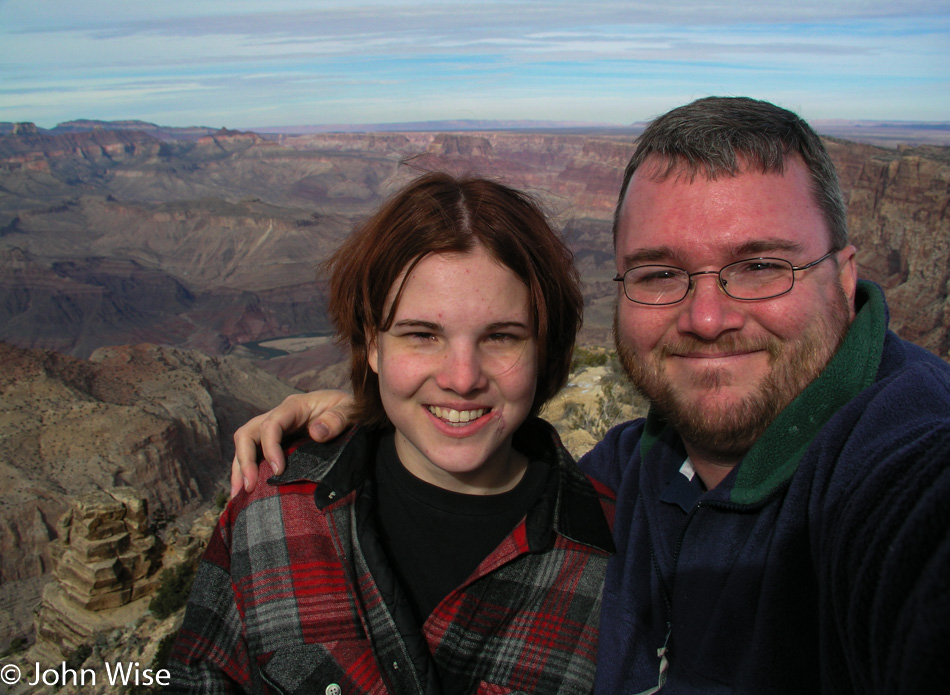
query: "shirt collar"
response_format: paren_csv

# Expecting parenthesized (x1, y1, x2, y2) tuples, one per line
(274, 419, 615, 555)
(639, 280, 888, 506)
(660, 458, 705, 513)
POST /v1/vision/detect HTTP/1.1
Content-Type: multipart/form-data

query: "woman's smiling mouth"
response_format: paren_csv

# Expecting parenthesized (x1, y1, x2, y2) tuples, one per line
(427, 405, 490, 425)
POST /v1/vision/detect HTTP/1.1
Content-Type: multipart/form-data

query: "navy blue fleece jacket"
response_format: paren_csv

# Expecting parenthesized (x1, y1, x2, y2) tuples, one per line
(581, 282, 950, 694)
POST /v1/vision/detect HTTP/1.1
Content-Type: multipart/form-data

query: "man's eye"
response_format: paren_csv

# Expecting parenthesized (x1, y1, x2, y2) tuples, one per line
(736, 261, 785, 274)
(634, 269, 681, 284)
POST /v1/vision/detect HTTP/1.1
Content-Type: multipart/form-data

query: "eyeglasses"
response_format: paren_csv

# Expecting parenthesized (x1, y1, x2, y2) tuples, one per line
(613, 250, 838, 306)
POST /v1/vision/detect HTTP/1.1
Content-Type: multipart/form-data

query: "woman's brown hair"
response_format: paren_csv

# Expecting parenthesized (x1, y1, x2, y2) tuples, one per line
(323, 172, 582, 428)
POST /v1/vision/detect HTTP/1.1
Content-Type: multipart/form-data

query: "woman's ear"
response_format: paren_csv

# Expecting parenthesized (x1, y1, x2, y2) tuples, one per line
(367, 333, 379, 375)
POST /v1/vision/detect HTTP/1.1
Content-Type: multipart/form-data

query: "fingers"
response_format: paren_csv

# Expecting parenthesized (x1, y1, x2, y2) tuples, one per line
(230, 458, 242, 500)
(232, 412, 268, 497)
(309, 398, 356, 442)
(228, 391, 357, 498)
(230, 454, 257, 499)
(255, 392, 324, 468)
(259, 417, 289, 475)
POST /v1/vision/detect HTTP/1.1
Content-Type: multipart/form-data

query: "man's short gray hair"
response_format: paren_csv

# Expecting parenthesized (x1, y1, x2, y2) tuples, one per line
(613, 96, 848, 251)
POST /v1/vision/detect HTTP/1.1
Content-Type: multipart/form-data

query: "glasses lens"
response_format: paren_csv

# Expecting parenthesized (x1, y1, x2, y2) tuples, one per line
(721, 258, 794, 300)
(624, 266, 689, 305)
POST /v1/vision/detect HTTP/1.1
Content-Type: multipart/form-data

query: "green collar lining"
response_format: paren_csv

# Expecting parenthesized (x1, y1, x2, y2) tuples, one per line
(639, 281, 887, 505)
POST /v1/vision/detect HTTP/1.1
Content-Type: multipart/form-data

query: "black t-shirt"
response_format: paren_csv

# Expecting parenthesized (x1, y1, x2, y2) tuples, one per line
(374, 432, 549, 624)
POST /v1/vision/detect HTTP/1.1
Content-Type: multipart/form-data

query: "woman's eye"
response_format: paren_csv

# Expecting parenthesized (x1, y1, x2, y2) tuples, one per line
(487, 333, 521, 343)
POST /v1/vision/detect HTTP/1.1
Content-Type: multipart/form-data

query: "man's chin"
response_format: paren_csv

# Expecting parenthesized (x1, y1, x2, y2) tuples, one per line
(678, 387, 758, 417)
(647, 385, 775, 457)
(624, 352, 777, 448)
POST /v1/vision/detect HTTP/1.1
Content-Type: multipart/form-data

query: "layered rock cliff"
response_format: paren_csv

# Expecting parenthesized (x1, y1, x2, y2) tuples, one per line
(0, 341, 297, 644)
(830, 141, 950, 357)
(34, 488, 161, 654)
(2, 489, 218, 694)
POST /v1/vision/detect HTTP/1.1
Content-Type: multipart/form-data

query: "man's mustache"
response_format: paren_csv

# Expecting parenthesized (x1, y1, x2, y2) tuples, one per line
(658, 335, 780, 360)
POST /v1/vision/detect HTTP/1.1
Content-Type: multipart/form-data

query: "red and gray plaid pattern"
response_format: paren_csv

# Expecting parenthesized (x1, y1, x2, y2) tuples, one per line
(169, 423, 615, 694)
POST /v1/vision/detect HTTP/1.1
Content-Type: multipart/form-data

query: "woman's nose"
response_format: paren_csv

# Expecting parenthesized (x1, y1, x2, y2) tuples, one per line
(435, 344, 489, 394)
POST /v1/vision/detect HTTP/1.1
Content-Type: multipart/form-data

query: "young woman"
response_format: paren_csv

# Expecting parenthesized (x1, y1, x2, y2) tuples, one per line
(169, 173, 615, 695)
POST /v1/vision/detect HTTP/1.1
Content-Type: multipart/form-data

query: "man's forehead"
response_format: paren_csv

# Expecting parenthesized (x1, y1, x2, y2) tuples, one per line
(615, 160, 827, 265)
(618, 238, 808, 269)
(619, 154, 814, 221)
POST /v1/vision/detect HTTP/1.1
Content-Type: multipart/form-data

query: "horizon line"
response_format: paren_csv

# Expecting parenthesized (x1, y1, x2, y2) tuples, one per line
(5, 116, 950, 132)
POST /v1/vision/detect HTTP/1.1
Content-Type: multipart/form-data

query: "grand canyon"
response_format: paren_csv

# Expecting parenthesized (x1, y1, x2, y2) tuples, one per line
(0, 118, 948, 685)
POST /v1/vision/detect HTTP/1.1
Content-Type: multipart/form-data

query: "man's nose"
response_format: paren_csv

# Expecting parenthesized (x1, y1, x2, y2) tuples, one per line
(676, 272, 745, 339)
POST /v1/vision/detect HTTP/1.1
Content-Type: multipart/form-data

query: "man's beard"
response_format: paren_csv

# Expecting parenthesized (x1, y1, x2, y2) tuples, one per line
(614, 288, 852, 459)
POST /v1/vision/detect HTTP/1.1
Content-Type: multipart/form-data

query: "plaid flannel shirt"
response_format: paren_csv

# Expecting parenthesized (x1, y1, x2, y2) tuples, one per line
(169, 419, 615, 695)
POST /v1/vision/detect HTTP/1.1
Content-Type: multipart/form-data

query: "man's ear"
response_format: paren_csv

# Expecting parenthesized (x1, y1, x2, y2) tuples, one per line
(837, 244, 858, 318)
(367, 333, 379, 375)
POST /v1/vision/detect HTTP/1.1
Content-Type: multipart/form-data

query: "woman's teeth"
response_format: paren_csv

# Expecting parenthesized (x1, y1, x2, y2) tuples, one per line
(428, 406, 487, 424)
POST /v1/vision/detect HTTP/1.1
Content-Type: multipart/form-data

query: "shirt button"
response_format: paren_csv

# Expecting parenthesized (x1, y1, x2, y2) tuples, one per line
(325, 684, 342, 695)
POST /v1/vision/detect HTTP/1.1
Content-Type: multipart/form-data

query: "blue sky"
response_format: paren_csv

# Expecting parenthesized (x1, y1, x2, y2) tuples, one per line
(1, 0, 948, 129)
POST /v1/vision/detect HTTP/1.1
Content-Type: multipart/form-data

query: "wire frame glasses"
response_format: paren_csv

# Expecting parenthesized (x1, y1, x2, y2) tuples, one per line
(613, 250, 837, 305)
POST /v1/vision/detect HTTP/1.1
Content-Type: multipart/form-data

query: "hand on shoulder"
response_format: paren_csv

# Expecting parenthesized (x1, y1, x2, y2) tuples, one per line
(230, 390, 355, 497)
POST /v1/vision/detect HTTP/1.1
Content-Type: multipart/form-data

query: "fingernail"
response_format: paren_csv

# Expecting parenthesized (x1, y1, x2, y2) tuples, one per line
(243, 476, 249, 491)
(314, 423, 330, 440)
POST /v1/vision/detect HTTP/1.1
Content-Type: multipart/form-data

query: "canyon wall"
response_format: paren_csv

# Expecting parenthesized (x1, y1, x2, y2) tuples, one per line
(2, 126, 946, 372)
(0, 341, 297, 643)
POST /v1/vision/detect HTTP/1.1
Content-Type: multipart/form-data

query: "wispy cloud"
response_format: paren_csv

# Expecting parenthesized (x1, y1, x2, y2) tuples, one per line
(1, 1, 947, 127)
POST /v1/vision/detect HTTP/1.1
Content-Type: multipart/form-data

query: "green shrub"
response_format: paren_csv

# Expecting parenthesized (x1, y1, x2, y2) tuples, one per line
(64, 643, 92, 671)
(149, 560, 198, 620)
(571, 347, 610, 371)
(151, 631, 176, 669)
(127, 632, 178, 695)
(565, 351, 648, 440)
(0, 636, 27, 658)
